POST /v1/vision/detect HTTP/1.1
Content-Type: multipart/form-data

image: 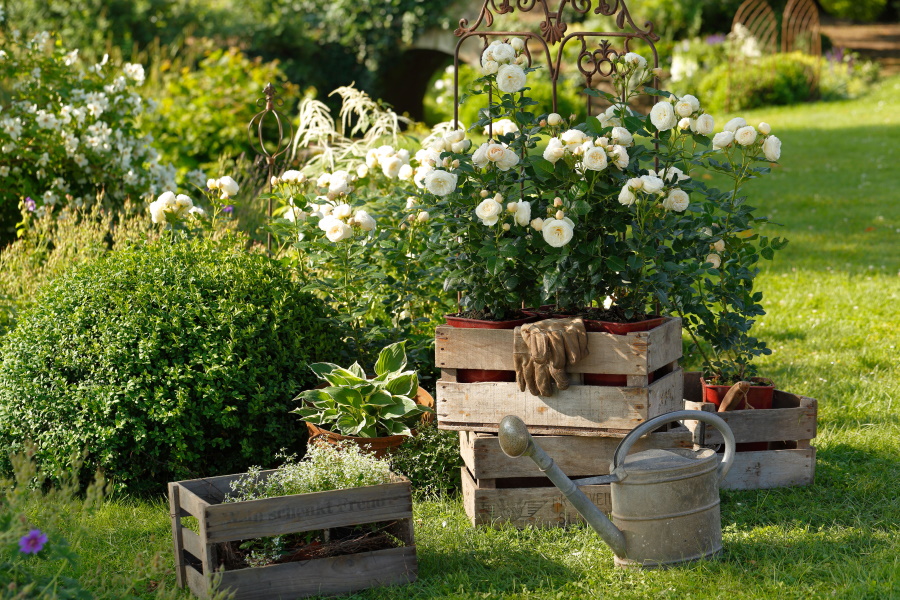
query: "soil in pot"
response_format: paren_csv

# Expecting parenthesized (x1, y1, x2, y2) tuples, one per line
(547, 305, 665, 335)
(445, 310, 537, 383)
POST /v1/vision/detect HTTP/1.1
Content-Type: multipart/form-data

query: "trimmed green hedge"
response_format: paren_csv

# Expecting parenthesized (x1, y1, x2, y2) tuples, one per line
(0, 237, 347, 493)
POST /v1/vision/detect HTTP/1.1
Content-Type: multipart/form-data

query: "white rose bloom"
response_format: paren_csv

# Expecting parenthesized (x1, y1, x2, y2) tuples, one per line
(319, 202, 334, 217)
(640, 175, 665, 194)
(472, 143, 491, 168)
(381, 156, 403, 178)
(485, 143, 507, 164)
(683, 94, 701, 112)
(415, 147, 441, 167)
(333, 203, 353, 219)
(763, 135, 782, 161)
(365, 149, 379, 168)
(414, 165, 434, 189)
(663, 188, 690, 212)
(582, 146, 608, 171)
(417, 211, 430, 222)
(356, 164, 369, 179)
(542, 218, 574, 248)
(328, 174, 351, 196)
(318, 214, 341, 232)
(451, 139, 471, 154)
(513, 201, 531, 226)
(324, 219, 353, 242)
(398, 164, 414, 181)
(691, 113, 715, 136)
(623, 52, 647, 69)
(724, 117, 747, 133)
(396, 149, 410, 163)
(445, 129, 466, 144)
(758, 122, 772, 135)
(610, 127, 633, 147)
(734, 125, 758, 146)
(496, 148, 520, 171)
(482, 59, 499, 75)
(543, 138, 565, 163)
(475, 198, 503, 223)
(609, 145, 629, 169)
(652, 166, 688, 182)
(510, 37, 525, 52)
(712, 239, 726, 252)
(424, 170, 458, 196)
(482, 43, 497, 63)
(354, 209, 377, 231)
(650, 102, 678, 131)
(376, 145, 394, 159)
(705, 253, 721, 269)
(618, 185, 636, 206)
(548, 113, 563, 126)
(675, 100, 695, 118)
(284, 206, 307, 223)
(206, 178, 218, 189)
(629, 177, 644, 190)
(712, 131, 735, 150)
(487, 118, 520, 137)
(560, 129, 587, 148)
(282, 170, 305, 183)
(316, 173, 331, 188)
(405, 197, 418, 210)
(497, 64, 527, 94)
(531, 217, 544, 231)
(491, 42, 516, 64)
(217, 175, 239, 199)
(678, 117, 692, 130)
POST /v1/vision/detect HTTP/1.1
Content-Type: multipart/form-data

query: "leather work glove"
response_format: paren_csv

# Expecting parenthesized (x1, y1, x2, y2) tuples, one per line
(513, 318, 589, 397)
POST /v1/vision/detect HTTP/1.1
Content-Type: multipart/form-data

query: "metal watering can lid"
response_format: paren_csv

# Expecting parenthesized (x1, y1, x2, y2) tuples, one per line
(621, 447, 717, 474)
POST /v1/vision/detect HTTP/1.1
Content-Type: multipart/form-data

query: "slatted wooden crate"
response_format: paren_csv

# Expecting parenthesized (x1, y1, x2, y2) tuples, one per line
(682, 371, 817, 491)
(168, 470, 417, 600)
(460, 428, 693, 527)
(435, 317, 684, 435)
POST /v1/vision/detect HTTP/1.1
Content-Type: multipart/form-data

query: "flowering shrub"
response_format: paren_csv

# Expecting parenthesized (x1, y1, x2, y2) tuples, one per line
(0, 30, 176, 232)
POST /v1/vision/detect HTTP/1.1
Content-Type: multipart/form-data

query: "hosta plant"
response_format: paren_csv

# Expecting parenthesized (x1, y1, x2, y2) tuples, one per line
(292, 341, 432, 437)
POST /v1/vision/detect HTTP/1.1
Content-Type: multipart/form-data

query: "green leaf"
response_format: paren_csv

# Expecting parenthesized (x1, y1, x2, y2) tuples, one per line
(375, 341, 407, 377)
(327, 386, 363, 408)
(367, 389, 394, 407)
(309, 363, 341, 378)
(347, 362, 366, 378)
(385, 373, 417, 397)
(381, 395, 419, 419)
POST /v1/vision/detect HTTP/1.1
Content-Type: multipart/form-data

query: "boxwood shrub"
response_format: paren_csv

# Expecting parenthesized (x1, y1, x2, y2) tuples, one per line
(0, 237, 347, 493)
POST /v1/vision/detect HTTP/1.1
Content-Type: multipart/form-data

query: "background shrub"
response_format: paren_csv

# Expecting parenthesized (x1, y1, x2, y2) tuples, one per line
(390, 421, 463, 497)
(0, 236, 348, 493)
(698, 52, 818, 113)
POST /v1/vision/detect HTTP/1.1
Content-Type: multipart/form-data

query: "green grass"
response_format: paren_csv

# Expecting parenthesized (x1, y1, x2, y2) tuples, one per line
(24, 77, 900, 598)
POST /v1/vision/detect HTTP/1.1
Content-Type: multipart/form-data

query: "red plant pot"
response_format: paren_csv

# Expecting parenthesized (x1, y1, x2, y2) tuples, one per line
(701, 377, 776, 452)
(444, 313, 536, 383)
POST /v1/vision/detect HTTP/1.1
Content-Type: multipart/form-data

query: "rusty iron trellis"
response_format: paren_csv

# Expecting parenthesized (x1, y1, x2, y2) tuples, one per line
(732, 0, 779, 56)
(451, 0, 661, 134)
(248, 83, 293, 254)
(782, 0, 821, 98)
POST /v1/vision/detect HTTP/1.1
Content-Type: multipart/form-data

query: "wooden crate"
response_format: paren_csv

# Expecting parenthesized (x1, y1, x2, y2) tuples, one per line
(168, 471, 417, 600)
(435, 317, 683, 435)
(460, 428, 693, 527)
(682, 371, 817, 491)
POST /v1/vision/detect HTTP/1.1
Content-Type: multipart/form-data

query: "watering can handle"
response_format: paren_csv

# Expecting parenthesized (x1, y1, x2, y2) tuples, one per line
(611, 410, 735, 484)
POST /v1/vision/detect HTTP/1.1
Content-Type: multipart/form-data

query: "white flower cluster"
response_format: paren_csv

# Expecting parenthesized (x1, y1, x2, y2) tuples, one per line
(315, 169, 355, 200)
(314, 203, 376, 242)
(472, 141, 520, 171)
(404, 128, 469, 194)
(650, 93, 714, 134)
(712, 117, 782, 162)
(481, 39, 528, 94)
(474, 191, 531, 229)
(542, 127, 631, 171)
(206, 175, 240, 199)
(365, 145, 412, 179)
(485, 118, 519, 137)
(618, 173, 690, 213)
(149, 191, 203, 224)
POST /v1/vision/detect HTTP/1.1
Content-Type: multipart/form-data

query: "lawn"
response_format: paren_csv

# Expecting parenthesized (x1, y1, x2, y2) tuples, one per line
(23, 77, 900, 599)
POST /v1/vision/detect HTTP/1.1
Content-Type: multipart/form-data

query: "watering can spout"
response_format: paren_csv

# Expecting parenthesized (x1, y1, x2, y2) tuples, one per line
(498, 416, 628, 558)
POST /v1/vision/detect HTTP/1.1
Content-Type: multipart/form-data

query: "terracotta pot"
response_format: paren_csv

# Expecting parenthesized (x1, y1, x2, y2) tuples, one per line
(445, 313, 536, 383)
(700, 377, 775, 452)
(305, 387, 435, 458)
(583, 370, 657, 387)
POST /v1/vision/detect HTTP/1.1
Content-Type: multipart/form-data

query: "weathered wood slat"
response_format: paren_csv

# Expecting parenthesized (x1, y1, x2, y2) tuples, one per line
(438, 368, 683, 435)
(435, 317, 681, 375)
(181, 528, 204, 562)
(683, 397, 817, 444)
(185, 564, 208, 598)
(217, 547, 418, 600)
(459, 429, 693, 479)
(174, 482, 212, 518)
(462, 467, 611, 528)
(168, 483, 187, 588)
(203, 481, 413, 544)
(721, 448, 816, 490)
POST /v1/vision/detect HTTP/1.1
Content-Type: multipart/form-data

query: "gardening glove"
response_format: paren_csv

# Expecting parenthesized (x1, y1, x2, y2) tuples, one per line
(514, 324, 555, 396)
(718, 381, 751, 412)
(514, 318, 590, 397)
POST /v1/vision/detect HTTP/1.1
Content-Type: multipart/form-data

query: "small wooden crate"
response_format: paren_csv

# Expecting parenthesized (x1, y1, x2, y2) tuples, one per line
(435, 317, 683, 435)
(168, 471, 417, 600)
(683, 371, 817, 491)
(460, 428, 693, 527)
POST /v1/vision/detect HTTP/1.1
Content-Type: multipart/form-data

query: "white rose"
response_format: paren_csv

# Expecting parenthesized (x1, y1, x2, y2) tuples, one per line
(482, 59, 499, 75)
(365, 149, 379, 168)
(324, 219, 353, 242)
(398, 164, 414, 181)
(284, 206, 307, 223)
(333, 203, 353, 219)
(628, 177, 644, 190)
(206, 178, 218, 190)
(485, 143, 507, 164)
(174, 194, 193, 217)
(414, 165, 434, 189)
(514, 200, 531, 226)
(734, 125, 758, 146)
(724, 117, 747, 132)
(475, 198, 502, 222)
(531, 217, 544, 231)
(542, 218, 574, 248)
(496, 148, 520, 171)
(758, 122, 772, 135)
(510, 38, 525, 52)
(712, 239, 725, 252)
(216, 175, 239, 199)
(451, 139, 471, 153)
(547, 113, 563, 126)
(417, 211, 430, 222)
(608, 145, 629, 169)
(282, 170, 305, 183)
(415, 148, 440, 167)
(445, 129, 465, 144)
(472, 142, 491, 168)
(610, 127, 633, 147)
(491, 42, 516, 64)
(683, 94, 701, 112)
(640, 175, 664, 194)
(543, 138, 565, 163)
(705, 253, 721, 269)
(497, 64, 527, 94)
(319, 214, 341, 232)
(316, 173, 331, 188)
(650, 101, 677, 131)
(678, 117, 692, 130)
(663, 188, 689, 212)
(424, 170, 458, 196)
(675, 100, 695, 118)
(691, 113, 715, 136)
(582, 146, 608, 171)
(652, 166, 688, 182)
(712, 131, 734, 150)
(354, 209, 376, 231)
(763, 135, 782, 161)
(618, 185, 636, 206)
(381, 156, 403, 178)
(623, 52, 647, 69)
(560, 129, 587, 148)
(376, 145, 394, 159)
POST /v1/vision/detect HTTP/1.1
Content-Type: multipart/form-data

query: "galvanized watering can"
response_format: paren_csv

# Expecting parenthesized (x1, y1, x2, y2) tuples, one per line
(498, 410, 735, 569)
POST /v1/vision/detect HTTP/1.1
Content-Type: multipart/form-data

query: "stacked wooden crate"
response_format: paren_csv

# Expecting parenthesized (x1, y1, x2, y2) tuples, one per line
(435, 317, 687, 527)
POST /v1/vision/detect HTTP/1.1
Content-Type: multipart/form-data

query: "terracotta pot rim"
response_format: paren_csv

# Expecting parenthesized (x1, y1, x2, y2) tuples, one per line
(444, 312, 537, 328)
(700, 376, 775, 389)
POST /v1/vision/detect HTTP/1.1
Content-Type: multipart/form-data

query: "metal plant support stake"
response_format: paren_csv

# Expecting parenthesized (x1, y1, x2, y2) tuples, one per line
(248, 82, 293, 254)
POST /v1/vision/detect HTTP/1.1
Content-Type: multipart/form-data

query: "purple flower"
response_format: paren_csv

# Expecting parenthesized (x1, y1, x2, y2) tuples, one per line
(222, 205, 234, 214)
(24, 197, 36, 212)
(705, 34, 726, 45)
(19, 529, 48, 554)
